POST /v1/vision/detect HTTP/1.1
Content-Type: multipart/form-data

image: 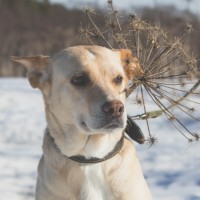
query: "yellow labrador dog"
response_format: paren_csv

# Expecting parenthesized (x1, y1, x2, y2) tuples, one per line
(12, 46, 152, 200)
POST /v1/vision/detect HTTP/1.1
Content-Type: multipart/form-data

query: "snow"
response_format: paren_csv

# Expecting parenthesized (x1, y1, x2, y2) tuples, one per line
(0, 78, 200, 200)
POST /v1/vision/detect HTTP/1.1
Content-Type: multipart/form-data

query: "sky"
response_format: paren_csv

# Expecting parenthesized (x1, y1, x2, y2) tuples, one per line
(50, 0, 200, 15)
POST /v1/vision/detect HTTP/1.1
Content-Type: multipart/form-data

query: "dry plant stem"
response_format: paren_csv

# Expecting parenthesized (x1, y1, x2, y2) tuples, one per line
(88, 37, 95, 45)
(87, 12, 112, 48)
(147, 53, 180, 77)
(148, 60, 190, 78)
(148, 74, 189, 80)
(145, 32, 157, 59)
(109, 3, 122, 32)
(145, 46, 172, 72)
(129, 20, 143, 57)
(153, 84, 200, 95)
(107, 19, 118, 45)
(147, 85, 196, 137)
(137, 30, 141, 58)
(145, 45, 155, 65)
(144, 85, 191, 139)
(155, 55, 181, 72)
(156, 86, 200, 105)
(126, 83, 138, 97)
(149, 84, 200, 121)
(146, 46, 171, 74)
(146, 71, 188, 79)
(166, 79, 200, 110)
(151, 44, 180, 66)
(140, 84, 152, 138)
(130, 27, 138, 55)
(131, 79, 200, 120)
(108, 3, 128, 48)
(135, 85, 140, 99)
(160, 47, 178, 62)
(146, 79, 196, 86)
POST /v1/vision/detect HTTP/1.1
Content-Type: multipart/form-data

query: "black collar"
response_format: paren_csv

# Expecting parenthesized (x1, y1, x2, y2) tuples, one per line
(69, 135, 124, 164)
(47, 130, 124, 164)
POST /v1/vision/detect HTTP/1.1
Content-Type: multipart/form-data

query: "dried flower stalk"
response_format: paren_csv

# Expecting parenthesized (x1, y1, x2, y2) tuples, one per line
(80, 0, 200, 146)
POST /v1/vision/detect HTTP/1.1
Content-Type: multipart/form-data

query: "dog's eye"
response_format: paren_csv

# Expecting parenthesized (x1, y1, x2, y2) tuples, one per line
(71, 74, 89, 86)
(113, 75, 123, 85)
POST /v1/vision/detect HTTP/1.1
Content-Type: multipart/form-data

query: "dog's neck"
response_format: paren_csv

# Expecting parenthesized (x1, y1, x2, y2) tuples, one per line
(46, 128, 124, 163)
(46, 123, 124, 161)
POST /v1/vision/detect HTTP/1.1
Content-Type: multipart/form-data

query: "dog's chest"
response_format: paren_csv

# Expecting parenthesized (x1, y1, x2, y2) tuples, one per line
(80, 164, 114, 200)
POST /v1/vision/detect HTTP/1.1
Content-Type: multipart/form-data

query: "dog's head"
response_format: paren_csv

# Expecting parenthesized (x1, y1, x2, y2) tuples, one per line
(12, 46, 142, 135)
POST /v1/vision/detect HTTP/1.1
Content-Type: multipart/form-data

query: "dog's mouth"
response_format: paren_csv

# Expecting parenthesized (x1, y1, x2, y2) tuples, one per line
(81, 121, 91, 132)
(102, 119, 123, 130)
(102, 123, 122, 131)
(81, 118, 124, 133)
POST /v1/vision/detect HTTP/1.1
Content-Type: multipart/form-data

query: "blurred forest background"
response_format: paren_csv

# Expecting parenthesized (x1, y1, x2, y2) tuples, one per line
(0, 0, 200, 76)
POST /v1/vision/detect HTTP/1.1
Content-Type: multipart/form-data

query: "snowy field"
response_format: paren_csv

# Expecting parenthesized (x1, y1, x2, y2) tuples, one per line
(0, 78, 200, 200)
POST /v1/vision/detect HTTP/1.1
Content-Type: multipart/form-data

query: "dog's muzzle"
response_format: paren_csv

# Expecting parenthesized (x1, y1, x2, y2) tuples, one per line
(80, 100, 125, 132)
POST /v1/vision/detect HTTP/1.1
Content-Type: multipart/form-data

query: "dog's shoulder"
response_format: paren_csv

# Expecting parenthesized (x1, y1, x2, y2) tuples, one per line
(102, 139, 153, 199)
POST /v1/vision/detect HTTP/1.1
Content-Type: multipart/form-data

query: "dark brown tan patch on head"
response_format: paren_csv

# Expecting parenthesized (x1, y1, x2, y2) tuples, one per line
(119, 49, 144, 80)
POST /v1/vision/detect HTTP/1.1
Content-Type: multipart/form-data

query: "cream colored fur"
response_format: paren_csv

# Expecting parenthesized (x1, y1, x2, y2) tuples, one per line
(12, 46, 152, 200)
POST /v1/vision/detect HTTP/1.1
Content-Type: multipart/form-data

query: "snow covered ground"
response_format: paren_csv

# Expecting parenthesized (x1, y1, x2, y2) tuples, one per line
(0, 78, 200, 200)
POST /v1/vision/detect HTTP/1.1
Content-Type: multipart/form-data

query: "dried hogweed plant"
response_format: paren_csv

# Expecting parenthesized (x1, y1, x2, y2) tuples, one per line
(79, 1, 200, 147)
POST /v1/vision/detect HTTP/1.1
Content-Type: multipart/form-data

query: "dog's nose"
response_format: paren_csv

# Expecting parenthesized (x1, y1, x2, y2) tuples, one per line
(102, 100, 124, 117)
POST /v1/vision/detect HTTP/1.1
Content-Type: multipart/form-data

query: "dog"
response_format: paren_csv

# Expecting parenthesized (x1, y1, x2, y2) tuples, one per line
(12, 46, 152, 200)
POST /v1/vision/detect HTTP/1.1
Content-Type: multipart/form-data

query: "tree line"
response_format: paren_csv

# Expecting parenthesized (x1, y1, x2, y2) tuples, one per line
(0, 0, 199, 76)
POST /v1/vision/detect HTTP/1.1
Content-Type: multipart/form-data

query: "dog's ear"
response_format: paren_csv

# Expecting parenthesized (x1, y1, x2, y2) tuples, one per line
(119, 49, 143, 80)
(11, 55, 51, 89)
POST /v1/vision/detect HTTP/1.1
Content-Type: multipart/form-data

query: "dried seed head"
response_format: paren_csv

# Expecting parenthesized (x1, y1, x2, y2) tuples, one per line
(193, 133, 200, 141)
(106, 19, 117, 29)
(185, 23, 193, 33)
(188, 138, 193, 143)
(152, 41, 159, 49)
(181, 82, 186, 87)
(107, 0, 113, 5)
(78, 25, 93, 40)
(81, 1, 200, 145)
(129, 17, 146, 31)
(187, 57, 197, 67)
(129, 13, 136, 20)
(135, 97, 142, 105)
(84, 7, 96, 15)
(155, 84, 160, 88)
(90, 30, 102, 40)
(169, 116, 176, 121)
(188, 107, 195, 114)
(114, 33, 126, 44)
(113, 10, 118, 15)
(146, 136, 158, 148)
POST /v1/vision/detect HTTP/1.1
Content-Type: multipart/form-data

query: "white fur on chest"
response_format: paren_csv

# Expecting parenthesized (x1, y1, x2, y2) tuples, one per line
(80, 164, 114, 200)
